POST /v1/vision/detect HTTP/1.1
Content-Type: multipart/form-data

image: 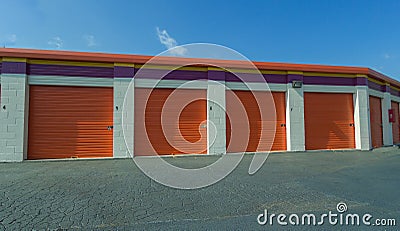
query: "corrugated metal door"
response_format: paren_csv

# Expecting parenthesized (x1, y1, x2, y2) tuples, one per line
(369, 96, 383, 148)
(28, 86, 113, 159)
(304, 93, 355, 150)
(135, 88, 207, 156)
(391, 101, 400, 144)
(226, 91, 286, 152)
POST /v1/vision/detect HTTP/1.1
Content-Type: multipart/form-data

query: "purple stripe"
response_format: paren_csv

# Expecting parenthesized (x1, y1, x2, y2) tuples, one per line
(225, 72, 286, 83)
(226, 72, 260, 82)
(2, 62, 27, 74)
(134, 68, 207, 80)
(114, 66, 134, 78)
(390, 88, 400, 97)
(28, 64, 114, 78)
(384, 85, 391, 93)
(264, 74, 287, 84)
(304, 76, 356, 86)
(368, 80, 385, 92)
(224, 72, 242, 82)
(9, 62, 396, 97)
(355, 77, 368, 86)
(287, 74, 303, 83)
(208, 70, 225, 81)
(167, 69, 207, 80)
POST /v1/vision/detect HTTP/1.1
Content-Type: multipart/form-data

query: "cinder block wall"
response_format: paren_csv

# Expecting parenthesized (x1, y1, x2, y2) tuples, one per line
(0, 59, 29, 162)
(1, 49, 400, 162)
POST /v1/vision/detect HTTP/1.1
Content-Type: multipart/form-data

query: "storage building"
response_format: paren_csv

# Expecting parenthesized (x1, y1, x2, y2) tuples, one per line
(0, 48, 399, 161)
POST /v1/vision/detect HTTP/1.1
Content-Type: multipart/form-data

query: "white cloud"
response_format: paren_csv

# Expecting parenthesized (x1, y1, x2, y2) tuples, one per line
(1, 34, 17, 47)
(48, 36, 63, 49)
(8, 34, 17, 43)
(384, 53, 390, 59)
(156, 27, 187, 56)
(83, 34, 97, 47)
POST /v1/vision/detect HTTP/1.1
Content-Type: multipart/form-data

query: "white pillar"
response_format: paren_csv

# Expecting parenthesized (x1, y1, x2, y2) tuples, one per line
(207, 80, 226, 155)
(286, 83, 305, 151)
(113, 78, 132, 158)
(354, 86, 372, 150)
(382, 90, 393, 146)
(0, 74, 28, 162)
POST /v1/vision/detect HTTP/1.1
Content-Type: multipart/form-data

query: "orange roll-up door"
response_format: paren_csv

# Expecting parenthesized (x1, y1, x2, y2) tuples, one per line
(369, 96, 383, 148)
(391, 101, 400, 144)
(304, 93, 355, 150)
(28, 86, 113, 159)
(135, 88, 207, 156)
(226, 91, 286, 153)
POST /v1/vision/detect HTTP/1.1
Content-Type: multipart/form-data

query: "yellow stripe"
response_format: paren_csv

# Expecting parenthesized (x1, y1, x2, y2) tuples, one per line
(3, 57, 27, 62)
(261, 70, 287, 75)
(368, 77, 386, 86)
(225, 68, 286, 75)
(390, 85, 400, 91)
(133, 64, 369, 78)
(224, 68, 259, 74)
(7, 58, 394, 88)
(366, 77, 400, 91)
(303, 72, 357, 78)
(209, 67, 287, 75)
(208, 67, 223, 71)
(136, 64, 208, 72)
(287, 71, 303, 75)
(114, 62, 135, 67)
(137, 65, 288, 75)
(28, 59, 113, 67)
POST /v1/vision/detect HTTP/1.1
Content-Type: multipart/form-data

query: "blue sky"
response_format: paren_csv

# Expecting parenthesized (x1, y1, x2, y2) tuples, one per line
(1, 0, 400, 80)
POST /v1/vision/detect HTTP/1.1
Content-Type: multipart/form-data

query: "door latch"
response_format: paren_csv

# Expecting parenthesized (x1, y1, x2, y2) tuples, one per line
(107, 125, 114, 131)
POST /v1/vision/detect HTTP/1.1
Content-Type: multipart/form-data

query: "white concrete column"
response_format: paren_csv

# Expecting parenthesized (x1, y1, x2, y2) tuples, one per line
(354, 86, 372, 150)
(0, 74, 28, 162)
(286, 83, 305, 151)
(113, 63, 135, 158)
(113, 78, 133, 158)
(382, 90, 393, 146)
(207, 80, 226, 155)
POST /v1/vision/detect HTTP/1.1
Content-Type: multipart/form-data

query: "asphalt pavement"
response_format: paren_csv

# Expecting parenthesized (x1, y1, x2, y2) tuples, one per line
(0, 148, 399, 230)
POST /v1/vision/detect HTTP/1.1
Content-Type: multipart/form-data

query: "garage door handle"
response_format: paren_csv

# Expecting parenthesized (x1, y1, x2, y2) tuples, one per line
(107, 126, 114, 130)
(280, 124, 286, 127)
(349, 123, 355, 127)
